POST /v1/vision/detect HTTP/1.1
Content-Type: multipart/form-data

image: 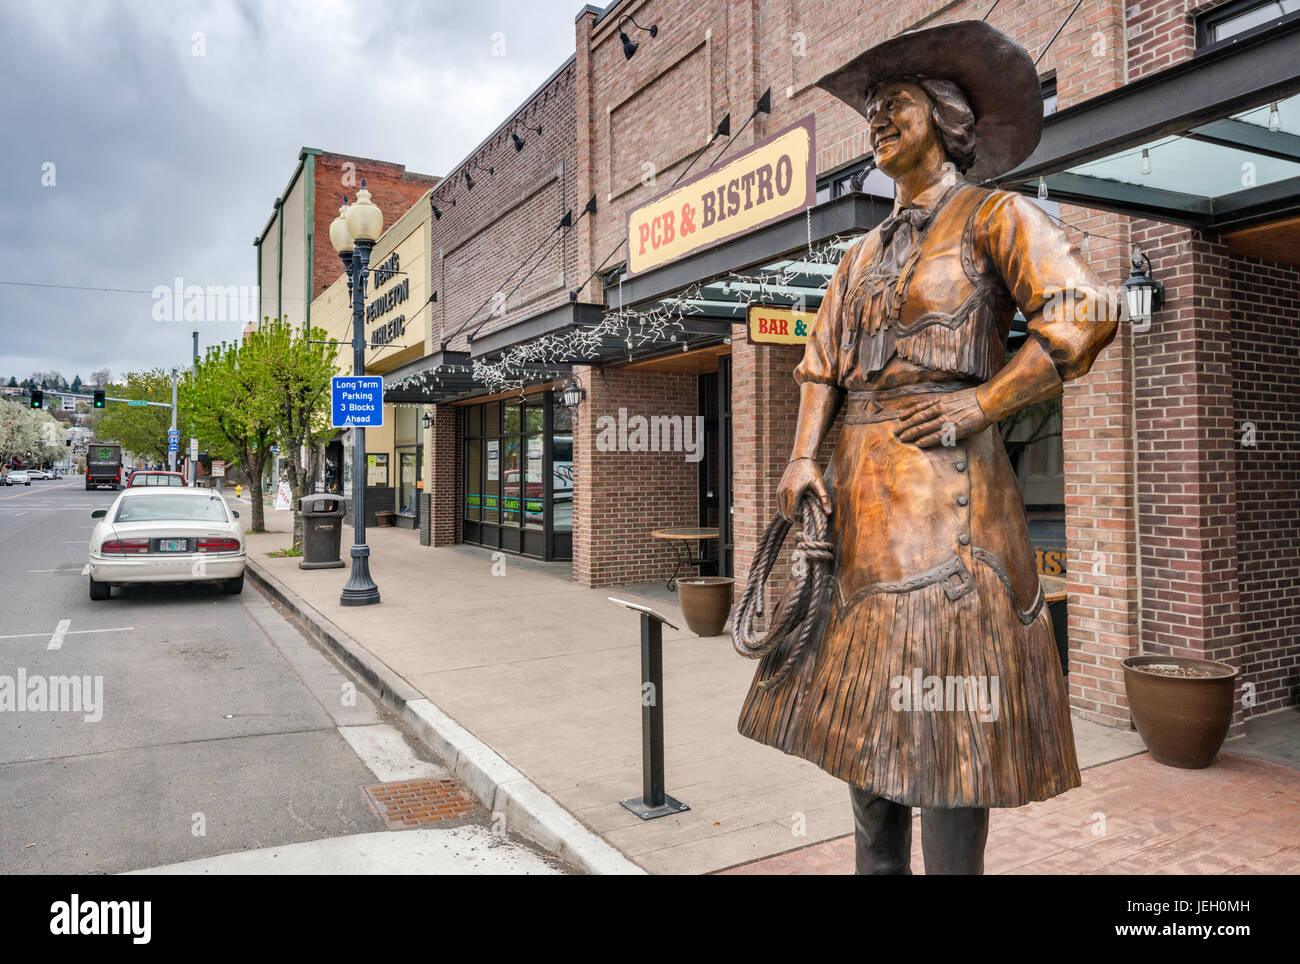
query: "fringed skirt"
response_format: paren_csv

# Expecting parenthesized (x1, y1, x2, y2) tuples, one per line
(737, 399, 1080, 810)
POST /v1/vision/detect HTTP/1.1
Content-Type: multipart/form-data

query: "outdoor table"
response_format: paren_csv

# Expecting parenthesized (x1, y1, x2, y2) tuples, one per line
(651, 526, 720, 591)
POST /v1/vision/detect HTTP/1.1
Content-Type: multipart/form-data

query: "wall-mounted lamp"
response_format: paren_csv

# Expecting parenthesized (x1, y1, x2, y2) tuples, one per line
(422, 410, 434, 430)
(432, 204, 443, 219)
(619, 15, 658, 60)
(511, 121, 543, 152)
(1122, 246, 1165, 326)
(559, 377, 586, 408)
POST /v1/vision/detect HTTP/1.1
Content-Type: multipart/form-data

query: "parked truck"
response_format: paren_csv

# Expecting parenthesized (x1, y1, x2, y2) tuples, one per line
(85, 442, 123, 490)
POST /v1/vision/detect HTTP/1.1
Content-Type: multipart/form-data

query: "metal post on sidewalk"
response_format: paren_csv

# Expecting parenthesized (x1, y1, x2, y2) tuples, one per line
(609, 597, 690, 820)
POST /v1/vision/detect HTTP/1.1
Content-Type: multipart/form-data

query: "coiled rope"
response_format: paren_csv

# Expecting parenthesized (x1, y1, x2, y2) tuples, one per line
(732, 493, 835, 690)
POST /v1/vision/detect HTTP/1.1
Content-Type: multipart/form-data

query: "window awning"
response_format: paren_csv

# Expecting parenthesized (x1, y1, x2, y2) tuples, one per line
(998, 18, 1300, 239)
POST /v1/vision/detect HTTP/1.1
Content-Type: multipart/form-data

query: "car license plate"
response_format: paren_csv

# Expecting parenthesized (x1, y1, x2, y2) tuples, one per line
(159, 539, 188, 552)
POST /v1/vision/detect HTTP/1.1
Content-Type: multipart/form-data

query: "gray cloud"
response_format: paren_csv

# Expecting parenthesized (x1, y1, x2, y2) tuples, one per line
(0, 0, 584, 383)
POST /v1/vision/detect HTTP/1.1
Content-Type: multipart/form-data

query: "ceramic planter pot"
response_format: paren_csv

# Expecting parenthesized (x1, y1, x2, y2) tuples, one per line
(1122, 655, 1240, 769)
(677, 577, 735, 637)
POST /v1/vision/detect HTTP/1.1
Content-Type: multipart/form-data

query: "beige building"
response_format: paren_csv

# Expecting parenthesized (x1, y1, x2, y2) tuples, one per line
(313, 189, 436, 531)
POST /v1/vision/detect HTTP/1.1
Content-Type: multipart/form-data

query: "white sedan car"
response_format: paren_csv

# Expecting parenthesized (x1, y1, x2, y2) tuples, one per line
(87, 488, 246, 600)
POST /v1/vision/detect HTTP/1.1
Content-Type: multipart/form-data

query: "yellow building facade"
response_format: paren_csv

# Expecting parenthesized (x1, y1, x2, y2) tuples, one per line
(312, 190, 434, 530)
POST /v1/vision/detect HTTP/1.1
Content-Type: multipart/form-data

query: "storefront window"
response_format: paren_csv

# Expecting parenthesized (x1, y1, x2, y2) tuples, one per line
(399, 451, 417, 516)
(461, 391, 571, 558)
(553, 403, 573, 535)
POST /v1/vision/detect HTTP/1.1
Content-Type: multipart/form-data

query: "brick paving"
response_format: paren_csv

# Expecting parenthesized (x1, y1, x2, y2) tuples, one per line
(721, 751, 1300, 874)
(362, 779, 476, 829)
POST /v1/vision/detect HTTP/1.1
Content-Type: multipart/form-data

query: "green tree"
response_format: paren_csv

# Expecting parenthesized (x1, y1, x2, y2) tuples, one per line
(258, 317, 336, 549)
(70, 374, 82, 392)
(6, 376, 16, 388)
(182, 331, 278, 532)
(96, 369, 185, 464)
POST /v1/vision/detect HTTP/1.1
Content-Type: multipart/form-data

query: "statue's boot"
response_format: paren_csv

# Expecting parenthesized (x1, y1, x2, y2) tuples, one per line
(849, 786, 913, 874)
(920, 806, 990, 875)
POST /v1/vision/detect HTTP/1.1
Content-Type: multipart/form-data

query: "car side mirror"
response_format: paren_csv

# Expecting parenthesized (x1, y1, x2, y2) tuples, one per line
(91, 509, 106, 519)
(232, 510, 240, 518)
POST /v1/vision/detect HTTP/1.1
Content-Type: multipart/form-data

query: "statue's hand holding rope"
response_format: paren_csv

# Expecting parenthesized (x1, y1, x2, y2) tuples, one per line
(777, 457, 833, 522)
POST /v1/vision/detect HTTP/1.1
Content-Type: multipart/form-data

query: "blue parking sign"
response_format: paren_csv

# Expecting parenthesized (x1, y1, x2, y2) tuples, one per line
(332, 376, 384, 429)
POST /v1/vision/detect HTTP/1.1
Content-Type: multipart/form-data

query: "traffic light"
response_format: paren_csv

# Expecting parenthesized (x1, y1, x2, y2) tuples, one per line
(93, 389, 105, 409)
(30, 390, 42, 409)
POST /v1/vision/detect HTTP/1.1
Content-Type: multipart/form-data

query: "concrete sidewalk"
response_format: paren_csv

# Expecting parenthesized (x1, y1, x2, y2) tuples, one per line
(234, 501, 1162, 874)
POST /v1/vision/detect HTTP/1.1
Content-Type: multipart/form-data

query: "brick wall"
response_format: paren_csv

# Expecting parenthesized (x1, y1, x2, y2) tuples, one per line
(425, 403, 459, 546)
(312, 153, 440, 301)
(572, 365, 699, 586)
(1061, 214, 1140, 726)
(430, 61, 578, 351)
(1132, 223, 1242, 669)
(1230, 255, 1300, 716)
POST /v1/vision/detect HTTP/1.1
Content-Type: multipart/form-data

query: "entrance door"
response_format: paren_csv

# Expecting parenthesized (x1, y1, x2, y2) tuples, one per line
(461, 393, 568, 560)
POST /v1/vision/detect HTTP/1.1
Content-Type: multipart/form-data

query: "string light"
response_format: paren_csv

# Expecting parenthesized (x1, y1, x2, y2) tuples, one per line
(1268, 102, 1281, 133)
(1037, 177, 1048, 200)
(390, 234, 855, 399)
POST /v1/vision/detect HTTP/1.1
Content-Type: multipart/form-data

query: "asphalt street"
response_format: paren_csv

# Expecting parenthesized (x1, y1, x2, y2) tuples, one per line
(0, 479, 565, 874)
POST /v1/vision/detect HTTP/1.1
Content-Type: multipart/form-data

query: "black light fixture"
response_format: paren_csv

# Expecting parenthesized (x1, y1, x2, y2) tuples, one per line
(464, 170, 475, 191)
(432, 204, 443, 219)
(511, 121, 543, 152)
(619, 15, 658, 60)
(422, 410, 434, 430)
(559, 377, 586, 408)
(1122, 246, 1165, 327)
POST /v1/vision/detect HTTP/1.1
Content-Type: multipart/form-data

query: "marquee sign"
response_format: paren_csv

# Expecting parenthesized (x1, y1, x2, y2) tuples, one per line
(626, 116, 816, 275)
(746, 304, 816, 346)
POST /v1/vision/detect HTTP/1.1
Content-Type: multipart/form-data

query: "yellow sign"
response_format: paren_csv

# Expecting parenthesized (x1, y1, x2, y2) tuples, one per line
(627, 116, 816, 275)
(746, 304, 816, 345)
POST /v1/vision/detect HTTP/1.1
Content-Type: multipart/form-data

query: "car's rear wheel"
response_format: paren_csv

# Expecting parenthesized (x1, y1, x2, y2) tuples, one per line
(88, 576, 111, 601)
(221, 575, 244, 595)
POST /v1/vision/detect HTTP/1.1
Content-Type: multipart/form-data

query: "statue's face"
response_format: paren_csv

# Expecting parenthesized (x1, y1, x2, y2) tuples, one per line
(865, 80, 940, 178)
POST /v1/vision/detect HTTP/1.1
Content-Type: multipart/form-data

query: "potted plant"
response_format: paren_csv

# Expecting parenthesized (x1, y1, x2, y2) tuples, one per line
(1121, 655, 1241, 769)
(676, 576, 735, 637)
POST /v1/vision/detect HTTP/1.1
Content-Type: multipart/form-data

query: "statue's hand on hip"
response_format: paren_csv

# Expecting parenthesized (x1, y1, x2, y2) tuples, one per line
(893, 387, 991, 449)
(778, 458, 833, 522)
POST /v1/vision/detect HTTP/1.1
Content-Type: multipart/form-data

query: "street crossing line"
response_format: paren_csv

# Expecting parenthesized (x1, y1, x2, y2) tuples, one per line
(47, 619, 71, 650)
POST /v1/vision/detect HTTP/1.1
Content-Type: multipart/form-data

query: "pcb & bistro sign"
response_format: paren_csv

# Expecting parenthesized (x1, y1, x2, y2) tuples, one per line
(626, 116, 815, 275)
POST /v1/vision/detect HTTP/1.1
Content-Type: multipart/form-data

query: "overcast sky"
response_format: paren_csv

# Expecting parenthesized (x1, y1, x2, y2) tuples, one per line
(0, 0, 588, 386)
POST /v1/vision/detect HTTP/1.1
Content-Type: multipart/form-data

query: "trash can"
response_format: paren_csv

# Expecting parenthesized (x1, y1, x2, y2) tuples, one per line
(299, 494, 347, 570)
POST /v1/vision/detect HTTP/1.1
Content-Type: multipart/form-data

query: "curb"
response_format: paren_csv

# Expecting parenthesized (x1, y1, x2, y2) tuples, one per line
(244, 558, 646, 876)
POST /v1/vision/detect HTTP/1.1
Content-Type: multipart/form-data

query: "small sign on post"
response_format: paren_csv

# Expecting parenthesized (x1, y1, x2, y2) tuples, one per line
(608, 597, 690, 821)
(189, 438, 198, 462)
(331, 376, 384, 429)
(211, 460, 226, 478)
(61, 395, 75, 412)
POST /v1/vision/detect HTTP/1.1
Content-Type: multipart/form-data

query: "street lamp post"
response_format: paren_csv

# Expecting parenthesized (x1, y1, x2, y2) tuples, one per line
(330, 182, 384, 606)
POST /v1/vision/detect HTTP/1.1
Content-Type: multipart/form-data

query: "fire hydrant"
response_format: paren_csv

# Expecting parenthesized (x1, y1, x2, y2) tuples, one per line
(236, 484, 243, 499)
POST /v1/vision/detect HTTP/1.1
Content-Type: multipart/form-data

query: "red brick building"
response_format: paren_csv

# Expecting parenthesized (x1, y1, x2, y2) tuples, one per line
(375, 0, 1300, 736)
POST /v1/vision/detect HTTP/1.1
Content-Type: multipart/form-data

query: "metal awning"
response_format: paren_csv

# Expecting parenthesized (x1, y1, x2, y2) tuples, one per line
(382, 349, 478, 403)
(998, 18, 1300, 233)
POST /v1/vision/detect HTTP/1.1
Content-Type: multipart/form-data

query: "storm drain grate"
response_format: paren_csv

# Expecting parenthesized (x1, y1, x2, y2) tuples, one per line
(362, 779, 476, 828)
